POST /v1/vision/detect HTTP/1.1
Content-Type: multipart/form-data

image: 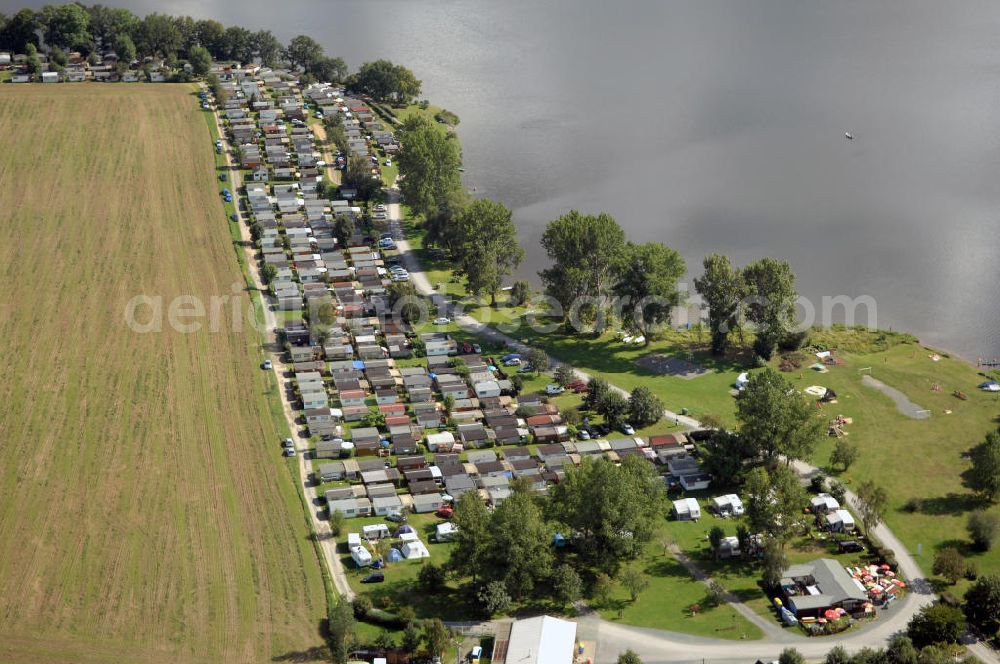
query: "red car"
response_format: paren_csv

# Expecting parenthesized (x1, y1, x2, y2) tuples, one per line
(435, 507, 454, 519)
(460, 342, 474, 354)
(568, 380, 588, 393)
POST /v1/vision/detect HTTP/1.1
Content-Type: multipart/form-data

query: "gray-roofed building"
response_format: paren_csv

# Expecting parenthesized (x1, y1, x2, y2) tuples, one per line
(781, 558, 868, 618)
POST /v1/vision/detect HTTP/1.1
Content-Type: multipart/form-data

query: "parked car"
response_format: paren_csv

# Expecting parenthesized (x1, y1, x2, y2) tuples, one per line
(435, 507, 454, 519)
(283, 447, 296, 457)
(472, 344, 482, 354)
(433, 317, 451, 325)
(375, 204, 387, 212)
(577, 429, 591, 441)
(230, 213, 238, 222)
(545, 384, 565, 395)
(594, 424, 611, 436)
(373, 212, 387, 220)
(837, 540, 865, 554)
(516, 365, 534, 373)
(361, 572, 385, 584)
(384, 159, 392, 166)
(567, 380, 588, 392)
(386, 510, 408, 523)
(282, 438, 294, 449)
(503, 358, 521, 366)
(261, 359, 272, 370)
(218, 173, 227, 181)
(461, 342, 474, 354)
(620, 423, 636, 435)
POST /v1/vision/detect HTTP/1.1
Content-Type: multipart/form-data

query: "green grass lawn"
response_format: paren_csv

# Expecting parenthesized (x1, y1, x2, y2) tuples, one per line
(595, 519, 764, 639)
(339, 513, 479, 623)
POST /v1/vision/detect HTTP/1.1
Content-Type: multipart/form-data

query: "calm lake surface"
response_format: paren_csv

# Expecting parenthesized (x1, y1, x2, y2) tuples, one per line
(9, 0, 999, 359)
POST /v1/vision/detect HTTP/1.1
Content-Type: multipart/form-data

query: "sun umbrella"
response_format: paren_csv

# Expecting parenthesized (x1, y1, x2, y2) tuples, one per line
(824, 609, 840, 620)
(880, 564, 891, 570)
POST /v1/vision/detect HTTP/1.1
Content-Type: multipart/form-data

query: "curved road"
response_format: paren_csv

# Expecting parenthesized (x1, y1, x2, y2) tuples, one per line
(389, 189, 998, 664)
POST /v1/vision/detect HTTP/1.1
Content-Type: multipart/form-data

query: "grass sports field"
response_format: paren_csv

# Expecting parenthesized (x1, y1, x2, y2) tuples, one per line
(0, 85, 327, 663)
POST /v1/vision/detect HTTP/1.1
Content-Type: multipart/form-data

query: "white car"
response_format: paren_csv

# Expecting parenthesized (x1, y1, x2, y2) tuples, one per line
(384, 159, 392, 166)
(391, 273, 410, 282)
(433, 317, 451, 325)
(374, 204, 387, 212)
(621, 423, 636, 435)
(546, 384, 565, 395)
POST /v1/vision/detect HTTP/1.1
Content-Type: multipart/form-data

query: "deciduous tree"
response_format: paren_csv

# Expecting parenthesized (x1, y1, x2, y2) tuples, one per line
(963, 574, 1000, 638)
(856, 480, 889, 534)
(967, 511, 1000, 551)
(830, 438, 860, 471)
(422, 618, 449, 660)
(188, 44, 211, 75)
(736, 368, 823, 463)
(745, 465, 806, 545)
(695, 254, 747, 355)
(397, 115, 462, 219)
(452, 199, 524, 305)
(539, 210, 627, 321)
(619, 566, 649, 601)
(907, 603, 965, 648)
(596, 390, 629, 428)
(967, 429, 1000, 503)
(615, 241, 686, 340)
(742, 257, 798, 360)
(40, 3, 91, 51)
(627, 386, 663, 428)
(552, 564, 583, 606)
(932, 547, 965, 585)
(285, 34, 323, 70)
(550, 456, 667, 571)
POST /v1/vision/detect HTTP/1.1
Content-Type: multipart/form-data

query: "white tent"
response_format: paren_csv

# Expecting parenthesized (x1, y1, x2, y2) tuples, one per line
(401, 540, 430, 560)
(350, 545, 372, 567)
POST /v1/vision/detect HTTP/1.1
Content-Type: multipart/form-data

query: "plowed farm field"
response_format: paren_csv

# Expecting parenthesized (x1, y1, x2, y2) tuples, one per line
(0, 85, 326, 663)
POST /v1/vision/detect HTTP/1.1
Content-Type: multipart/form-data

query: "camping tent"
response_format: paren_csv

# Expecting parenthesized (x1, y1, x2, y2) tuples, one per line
(978, 381, 1000, 392)
(401, 540, 430, 560)
(387, 548, 403, 562)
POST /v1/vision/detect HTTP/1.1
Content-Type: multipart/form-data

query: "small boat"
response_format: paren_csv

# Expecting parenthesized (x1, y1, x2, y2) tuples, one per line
(845, 132, 854, 140)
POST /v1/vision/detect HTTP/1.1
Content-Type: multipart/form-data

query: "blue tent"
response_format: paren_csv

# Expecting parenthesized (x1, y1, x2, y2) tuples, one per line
(978, 381, 1000, 392)
(387, 548, 403, 562)
(553, 533, 567, 548)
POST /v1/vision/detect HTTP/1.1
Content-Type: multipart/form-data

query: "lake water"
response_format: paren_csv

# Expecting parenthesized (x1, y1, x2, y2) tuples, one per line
(8, 0, 999, 360)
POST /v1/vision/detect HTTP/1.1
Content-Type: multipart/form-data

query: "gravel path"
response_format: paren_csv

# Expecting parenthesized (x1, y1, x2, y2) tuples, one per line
(861, 375, 931, 419)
